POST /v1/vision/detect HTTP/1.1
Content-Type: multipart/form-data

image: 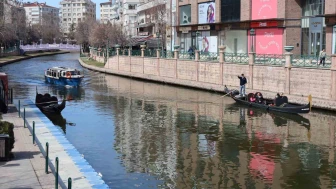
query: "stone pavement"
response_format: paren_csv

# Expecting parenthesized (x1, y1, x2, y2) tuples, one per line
(0, 105, 60, 189)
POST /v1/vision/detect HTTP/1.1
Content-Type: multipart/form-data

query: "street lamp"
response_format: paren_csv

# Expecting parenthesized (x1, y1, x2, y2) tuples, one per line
(196, 31, 200, 51)
(156, 32, 160, 50)
(250, 28, 255, 53)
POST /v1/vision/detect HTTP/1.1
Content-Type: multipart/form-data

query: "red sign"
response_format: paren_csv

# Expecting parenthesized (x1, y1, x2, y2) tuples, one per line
(252, 0, 278, 20)
(250, 21, 278, 28)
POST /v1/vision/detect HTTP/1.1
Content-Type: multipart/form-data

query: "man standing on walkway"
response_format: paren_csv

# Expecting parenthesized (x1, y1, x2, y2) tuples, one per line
(318, 49, 326, 66)
(237, 74, 247, 97)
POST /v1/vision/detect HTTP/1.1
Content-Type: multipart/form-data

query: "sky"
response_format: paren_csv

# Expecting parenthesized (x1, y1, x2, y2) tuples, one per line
(36, 0, 107, 19)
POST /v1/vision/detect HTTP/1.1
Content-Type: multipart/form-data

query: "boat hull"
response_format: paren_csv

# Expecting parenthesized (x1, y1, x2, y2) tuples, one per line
(45, 76, 82, 86)
(231, 96, 310, 114)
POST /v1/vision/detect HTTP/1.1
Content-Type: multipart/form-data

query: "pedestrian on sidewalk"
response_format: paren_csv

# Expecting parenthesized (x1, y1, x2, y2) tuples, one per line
(318, 49, 326, 66)
(237, 74, 247, 97)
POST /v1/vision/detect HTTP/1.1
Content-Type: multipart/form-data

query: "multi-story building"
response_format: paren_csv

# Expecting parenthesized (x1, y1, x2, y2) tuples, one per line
(117, 0, 142, 36)
(60, 0, 96, 37)
(175, 0, 336, 56)
(100, 0, 119, 24)
(23, 2, 59, 26)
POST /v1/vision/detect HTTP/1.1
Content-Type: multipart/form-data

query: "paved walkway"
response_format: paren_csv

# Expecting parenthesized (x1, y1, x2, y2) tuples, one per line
(0, 105, 60, 189)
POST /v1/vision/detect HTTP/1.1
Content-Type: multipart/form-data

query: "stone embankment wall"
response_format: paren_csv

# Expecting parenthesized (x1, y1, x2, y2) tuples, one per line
(85, 49, 336, 110)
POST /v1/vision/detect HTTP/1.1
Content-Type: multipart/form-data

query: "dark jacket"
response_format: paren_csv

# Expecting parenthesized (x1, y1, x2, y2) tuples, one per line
(238, 76, 247, 86)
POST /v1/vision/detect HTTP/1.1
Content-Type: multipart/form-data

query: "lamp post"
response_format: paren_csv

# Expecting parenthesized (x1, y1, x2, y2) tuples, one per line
(129, 35, 132, 50)
(250, 28, 255, 53)
(156, 32, 160, 50)
(196, 31, 200, 51)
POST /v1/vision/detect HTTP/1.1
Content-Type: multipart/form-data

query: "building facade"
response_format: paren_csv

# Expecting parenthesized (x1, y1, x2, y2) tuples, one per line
(60, 0, 96, 37)
(116, 0, 142, 36)
(100, 0, 119, 24)
(174, 0, 336, 55)
(23, 2, 59, 26)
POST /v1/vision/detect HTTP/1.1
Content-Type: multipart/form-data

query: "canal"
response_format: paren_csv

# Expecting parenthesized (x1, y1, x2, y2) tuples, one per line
(2, 53, 336, 189)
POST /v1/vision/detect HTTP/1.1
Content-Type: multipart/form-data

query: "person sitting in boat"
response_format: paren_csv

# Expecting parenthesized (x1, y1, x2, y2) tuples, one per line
(255, 92, 264, 104)
(249, 95, 256, 102)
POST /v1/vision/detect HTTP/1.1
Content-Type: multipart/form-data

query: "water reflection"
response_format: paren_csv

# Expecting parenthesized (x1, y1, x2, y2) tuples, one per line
(106, 74, 336, 189)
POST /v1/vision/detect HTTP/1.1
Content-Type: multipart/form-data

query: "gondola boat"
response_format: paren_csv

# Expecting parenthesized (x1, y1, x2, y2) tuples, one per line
(35, 92, 66, 114)
(45, 67, 83, 86)
(228, 89, 312, 114)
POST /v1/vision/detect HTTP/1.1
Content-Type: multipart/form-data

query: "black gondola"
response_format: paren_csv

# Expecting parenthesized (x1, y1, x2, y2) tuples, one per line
(35, 92, 66, 114)
(226, 87, 312, 114)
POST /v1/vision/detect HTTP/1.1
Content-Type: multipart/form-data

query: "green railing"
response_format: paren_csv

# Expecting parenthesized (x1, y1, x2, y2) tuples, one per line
(131, 50, 141, 56)
(199, 52, 219, 62)
(108, 50, 116, 57)
(3, 46, 17, 53)
(254, 54, 285, 66)
(179, 52, 193, 60)
(224, 53, 249, 64)
(161, 50, 174, 58)
(291, 55, 332, 68)
(144, 49, 156, 57)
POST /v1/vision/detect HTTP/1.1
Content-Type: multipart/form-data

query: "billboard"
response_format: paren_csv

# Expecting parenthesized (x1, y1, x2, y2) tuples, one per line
(252, 0, 278, 20)
(179, 5, 191, 25)
(198, 31, 218, 53)
(249, 28, 283, 54)
(198, 2, 215, 24)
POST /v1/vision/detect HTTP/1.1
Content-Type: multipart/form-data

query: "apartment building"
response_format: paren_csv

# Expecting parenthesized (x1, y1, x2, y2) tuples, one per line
(116, 0, 142, 36)
(60, 0, 96, 37)
(23, 2, 59, 25)
(100, 1, 119, 24)
(175, 0, 336, 56)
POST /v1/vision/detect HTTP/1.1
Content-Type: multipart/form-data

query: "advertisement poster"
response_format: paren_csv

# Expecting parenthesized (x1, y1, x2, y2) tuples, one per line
(198, 2, 215, 24)
(333, 25, 336, 54)
(198, 31, 218, 53)
(252, 0, 278, 20)
(249, 28, 283, 54)
(179, 5, 191, 25)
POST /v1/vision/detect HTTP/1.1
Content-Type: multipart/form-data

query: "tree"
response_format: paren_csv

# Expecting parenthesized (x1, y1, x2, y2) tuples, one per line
(75, 17, 97, 51)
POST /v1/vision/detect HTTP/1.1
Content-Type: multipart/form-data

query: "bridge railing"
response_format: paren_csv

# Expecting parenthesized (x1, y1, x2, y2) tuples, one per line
(20, 44, 80, 51)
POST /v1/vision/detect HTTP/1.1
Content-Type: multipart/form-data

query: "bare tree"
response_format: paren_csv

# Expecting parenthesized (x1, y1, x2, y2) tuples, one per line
(88, 22, 127, 48)
(75, 17, 97, 51)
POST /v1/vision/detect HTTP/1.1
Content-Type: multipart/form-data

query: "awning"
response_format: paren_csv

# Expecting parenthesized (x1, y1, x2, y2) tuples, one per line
(137, 23, 154, 28)
(128, 35, 154, 46)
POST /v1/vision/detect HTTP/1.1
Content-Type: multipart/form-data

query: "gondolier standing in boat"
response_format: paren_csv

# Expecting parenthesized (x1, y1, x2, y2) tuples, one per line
(237, 74, 247, 97)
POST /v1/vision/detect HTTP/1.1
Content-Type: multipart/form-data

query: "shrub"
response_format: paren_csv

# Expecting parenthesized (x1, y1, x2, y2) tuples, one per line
(0, 121, 15, 151)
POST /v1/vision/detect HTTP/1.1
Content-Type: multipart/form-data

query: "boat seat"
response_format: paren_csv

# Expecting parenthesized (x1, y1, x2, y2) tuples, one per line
(275, 96, 288, 106)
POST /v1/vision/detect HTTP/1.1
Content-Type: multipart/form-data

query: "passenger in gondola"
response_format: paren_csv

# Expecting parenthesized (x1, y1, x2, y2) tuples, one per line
(255, 92, 264, 104)
(249, 95, 256, 102)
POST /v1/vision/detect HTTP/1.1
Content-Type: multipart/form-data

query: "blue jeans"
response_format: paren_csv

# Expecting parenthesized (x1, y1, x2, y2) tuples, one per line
(240, 85, 246, 96)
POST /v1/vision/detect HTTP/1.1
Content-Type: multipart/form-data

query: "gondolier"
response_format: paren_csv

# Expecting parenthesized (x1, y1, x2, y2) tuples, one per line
(237, 74, 247, 97)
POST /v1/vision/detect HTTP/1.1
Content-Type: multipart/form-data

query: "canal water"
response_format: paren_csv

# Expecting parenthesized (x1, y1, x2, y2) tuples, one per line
(2, 53, 336, 189)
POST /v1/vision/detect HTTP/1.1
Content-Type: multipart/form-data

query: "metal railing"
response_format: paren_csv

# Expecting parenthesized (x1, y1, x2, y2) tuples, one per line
(144, 49, 156, 57)
(160, 50, 174, 59)
(199, 52, 219, 62)
(291, 55, 332, 68)
(179, 52, 193, 60)
(254, 54, 285, 66)
(224, 53, 249, 64)
(131, 50, 141, 56)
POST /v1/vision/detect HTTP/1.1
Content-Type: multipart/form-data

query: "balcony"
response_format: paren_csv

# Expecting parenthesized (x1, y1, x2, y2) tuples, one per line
(124, 9, 137, 15)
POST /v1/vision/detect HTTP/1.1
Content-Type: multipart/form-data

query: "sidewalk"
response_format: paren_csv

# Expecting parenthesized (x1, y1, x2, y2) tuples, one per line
(0, 105, 60, 189)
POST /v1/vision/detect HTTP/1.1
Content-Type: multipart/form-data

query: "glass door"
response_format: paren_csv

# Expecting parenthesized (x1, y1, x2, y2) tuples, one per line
(309, 32, 322, 56)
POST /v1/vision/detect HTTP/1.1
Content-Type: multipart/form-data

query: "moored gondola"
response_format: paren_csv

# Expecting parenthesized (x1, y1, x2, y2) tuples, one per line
(227, 88, 311, 114)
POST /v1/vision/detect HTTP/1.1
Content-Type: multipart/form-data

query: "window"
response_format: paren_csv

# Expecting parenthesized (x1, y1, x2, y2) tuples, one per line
(302, 0, 325, 16)
(63, 4, 66, 7)
(73, 13, 76, 16)
(68, 13, 71, 16)
(221, 0, 240, 22)
(77, 8, 80, 11)
(128, 4, 136, 10)
(73, 8, 76, 11)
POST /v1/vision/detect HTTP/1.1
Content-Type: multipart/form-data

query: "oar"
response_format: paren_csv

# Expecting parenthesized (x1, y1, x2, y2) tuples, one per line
(23, 98, 75, 106)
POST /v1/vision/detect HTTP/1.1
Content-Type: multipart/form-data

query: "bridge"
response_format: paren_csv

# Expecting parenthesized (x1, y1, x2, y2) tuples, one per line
(20, 44, 80, 52)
